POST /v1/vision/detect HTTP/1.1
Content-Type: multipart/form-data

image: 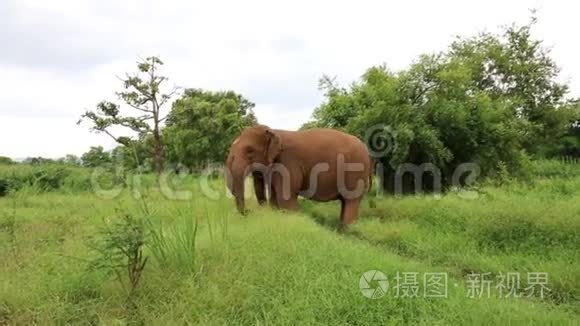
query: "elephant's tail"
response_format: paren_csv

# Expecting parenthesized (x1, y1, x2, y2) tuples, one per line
(368, 159, 374, 193)
(368, 160, 377, 209)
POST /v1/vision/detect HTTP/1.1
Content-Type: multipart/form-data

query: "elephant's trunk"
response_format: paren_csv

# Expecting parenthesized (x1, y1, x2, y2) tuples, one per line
(233, 173, 246, 214)
(226, 154, 247, 215)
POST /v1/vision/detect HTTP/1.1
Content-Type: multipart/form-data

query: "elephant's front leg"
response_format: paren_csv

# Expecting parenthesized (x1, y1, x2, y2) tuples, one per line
(269, 183, 278, 208)
(276, 193, 299, 211)
(252, 171, 267, 205)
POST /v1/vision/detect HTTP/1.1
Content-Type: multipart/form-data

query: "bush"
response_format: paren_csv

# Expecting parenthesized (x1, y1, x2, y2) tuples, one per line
(28, 167, 71, 191)
(0, 164, 98, 194)
(0, 178, 9, 197)
(314, 64, 529, 192)
(88, 214, 148, 306)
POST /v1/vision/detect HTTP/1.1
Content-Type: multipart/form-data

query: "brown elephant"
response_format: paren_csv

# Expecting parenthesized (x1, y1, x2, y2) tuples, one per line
(225, 124, 372, 228)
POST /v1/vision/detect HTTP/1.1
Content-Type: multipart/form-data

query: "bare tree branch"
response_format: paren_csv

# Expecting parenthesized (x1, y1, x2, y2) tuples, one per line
(410, 83, 437, 105)
(159, 86, 181, 107)
(124, 101, 154, 113)
(101, 128, 122, 144)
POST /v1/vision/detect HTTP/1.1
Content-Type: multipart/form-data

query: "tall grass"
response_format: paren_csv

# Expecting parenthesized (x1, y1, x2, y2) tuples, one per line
(0, 160, 578, 324)
(147, 212, 199, 274)
(306, 175, 580, 307)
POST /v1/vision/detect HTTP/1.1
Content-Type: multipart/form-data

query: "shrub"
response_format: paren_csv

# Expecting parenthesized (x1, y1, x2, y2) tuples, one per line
(0, 164, 107, 194)
(88, 214, 148, 304)
(28, 167, 71, 191)
(0, 178, 9, 197)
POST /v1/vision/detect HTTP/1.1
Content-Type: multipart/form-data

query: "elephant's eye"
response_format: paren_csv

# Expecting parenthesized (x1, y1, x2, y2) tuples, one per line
(245, 147, 255, 158)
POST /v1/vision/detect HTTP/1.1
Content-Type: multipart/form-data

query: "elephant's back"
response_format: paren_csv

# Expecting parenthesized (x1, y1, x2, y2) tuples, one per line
(295, 128, 369, 156)
(278, 128, 371, 170)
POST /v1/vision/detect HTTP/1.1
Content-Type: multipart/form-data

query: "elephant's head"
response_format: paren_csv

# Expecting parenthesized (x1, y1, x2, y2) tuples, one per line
(225, 125, 282, 214)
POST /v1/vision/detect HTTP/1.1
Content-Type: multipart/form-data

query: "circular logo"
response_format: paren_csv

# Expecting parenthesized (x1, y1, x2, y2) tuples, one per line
(359, 270, 389, 299)
(364, 124, 397, 159)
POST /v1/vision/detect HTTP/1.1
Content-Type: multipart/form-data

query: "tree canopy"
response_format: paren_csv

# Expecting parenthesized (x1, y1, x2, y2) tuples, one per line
(163, 89, 257, 171)
(81, 146, 111, 168)
(304, 17, 577, 192)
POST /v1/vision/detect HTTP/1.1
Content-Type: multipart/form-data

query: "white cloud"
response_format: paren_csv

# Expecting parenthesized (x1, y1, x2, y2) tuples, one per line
(1, 0, 579, 158)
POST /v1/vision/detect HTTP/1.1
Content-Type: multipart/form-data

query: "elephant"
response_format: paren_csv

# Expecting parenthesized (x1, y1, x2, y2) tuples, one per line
(225, 124, 373, 228)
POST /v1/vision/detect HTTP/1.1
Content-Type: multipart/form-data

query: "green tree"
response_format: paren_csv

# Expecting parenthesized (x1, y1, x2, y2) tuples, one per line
(302, 75, 357, 130)
(554, 102, 580, 157)
(448, 15, 572, 154)
(79, 56, 178, 175)
(57, 154, 80, 166)
(81, 146, 112, 168)
(308, 16, 575, 192)
(163, 89, 257, 171)
(23, 157, 55, 165)
(111, 138, 154, 172)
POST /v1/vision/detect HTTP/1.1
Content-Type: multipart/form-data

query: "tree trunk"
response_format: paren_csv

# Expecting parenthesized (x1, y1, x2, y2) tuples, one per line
(153, 128, 163, 175)
(150, 59, 164, 176)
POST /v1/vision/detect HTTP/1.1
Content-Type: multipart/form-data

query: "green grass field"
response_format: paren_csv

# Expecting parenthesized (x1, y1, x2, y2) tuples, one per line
(1, 161, 579, 324)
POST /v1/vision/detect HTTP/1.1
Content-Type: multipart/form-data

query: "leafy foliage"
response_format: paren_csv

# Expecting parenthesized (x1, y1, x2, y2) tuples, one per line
(306, 17, 576, 192)
(57, 154, 81, 166)
(0, 164, 115, 195)
(551, 102, 580, 157)
(163, 89, 257, 170)
(23, 157, 56, 165)
(111, 140, 153, 172)
(448, 17, 572, 154)
(81, 146, 111, 168)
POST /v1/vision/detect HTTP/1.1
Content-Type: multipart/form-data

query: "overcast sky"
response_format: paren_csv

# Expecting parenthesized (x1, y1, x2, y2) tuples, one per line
(1, 0, 579, 159)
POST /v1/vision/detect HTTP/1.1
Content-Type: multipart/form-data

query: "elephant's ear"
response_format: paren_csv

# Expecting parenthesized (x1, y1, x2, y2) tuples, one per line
(265, 129, 282, 164)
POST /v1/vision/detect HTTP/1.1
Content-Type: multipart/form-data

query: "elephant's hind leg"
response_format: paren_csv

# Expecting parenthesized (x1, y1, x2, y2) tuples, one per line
(339, 197, 362, 229)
